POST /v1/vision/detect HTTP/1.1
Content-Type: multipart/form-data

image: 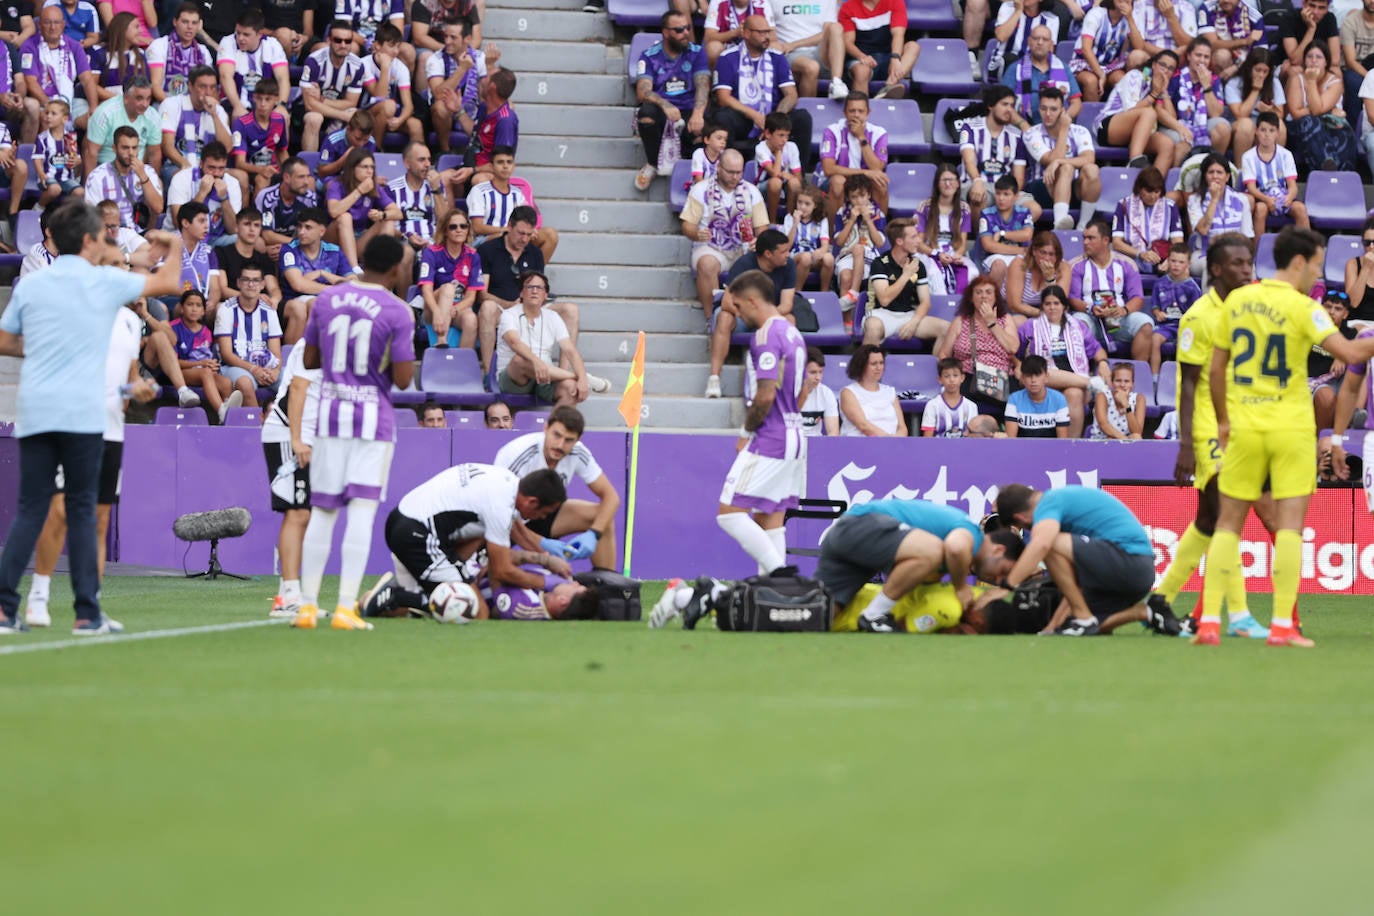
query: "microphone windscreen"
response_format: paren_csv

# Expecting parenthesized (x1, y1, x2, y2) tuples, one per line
(173, 507, 252, 542)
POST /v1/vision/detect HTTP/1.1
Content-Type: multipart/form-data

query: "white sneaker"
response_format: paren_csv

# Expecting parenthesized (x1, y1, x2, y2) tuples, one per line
(72, 616, 124, 635)
(24, 596, 50, 628)
(1053, 213, 1074, 230)
(828, 78, 850, 101)
(704, 375, 722, 398)
(968, 50, 980, 79)
(649, 578, 685, 629)
(217, 389, 244, 424)
(178, 386, 201, 408)
(585, 373, 612, 393)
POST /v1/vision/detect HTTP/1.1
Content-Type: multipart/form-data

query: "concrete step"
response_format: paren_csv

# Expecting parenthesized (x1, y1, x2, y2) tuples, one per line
(497, 0, 588, 10)
(511, 72, 633, 107)
(578, 393, 738, 429)
(578, 298, 705, 333)
(518, 165, 668, 202)
(494, 39, 610, 74)
(516, 103, 628, 138)
(521, 135, 644, 168)
(576, 330, 708, 363)
(585, 361, 745, 396)
(551, 263, 695, 299)
(541, 199, 679, 233)
(553, 232, 689, 266)
(484, 8, 615, 42)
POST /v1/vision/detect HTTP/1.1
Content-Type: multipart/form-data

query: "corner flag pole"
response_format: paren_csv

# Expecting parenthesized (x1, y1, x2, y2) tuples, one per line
(617, 332, 646, 577)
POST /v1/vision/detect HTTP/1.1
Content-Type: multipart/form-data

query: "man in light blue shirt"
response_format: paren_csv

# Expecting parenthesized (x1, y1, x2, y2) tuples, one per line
(0, 201, 184, 634)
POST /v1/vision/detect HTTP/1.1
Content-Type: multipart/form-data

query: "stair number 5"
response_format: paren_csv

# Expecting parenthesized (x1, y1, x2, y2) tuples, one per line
(517, 16, 528, 30)
(598, 275, 608, 290)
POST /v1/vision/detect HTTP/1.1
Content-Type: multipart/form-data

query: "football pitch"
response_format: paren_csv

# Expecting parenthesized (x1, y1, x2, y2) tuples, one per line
(5, 575, 1374, 915)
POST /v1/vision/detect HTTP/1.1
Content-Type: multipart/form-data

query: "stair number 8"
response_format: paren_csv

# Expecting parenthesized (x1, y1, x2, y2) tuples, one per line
(517, 16, 528, 30)
(537, 81, 548, 96)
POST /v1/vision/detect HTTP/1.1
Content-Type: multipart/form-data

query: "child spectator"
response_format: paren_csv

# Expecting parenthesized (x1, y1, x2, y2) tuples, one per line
(782, 184, 832, 293)
(799, 346, 839, 436)
(691, 122, 729, 186)
(318, 109, 376, 180)
(467, 146, 558, 262)
(173, 201, 222, 315)
(1240, 111, 1308, 230)
(33, 98, 81, 211)
(921, 358, 979, 437)
(753, 111, 800, 222)
(1006, 354, 1070, 438)
(170, 288, 242, 423)
(978, 174, 1034, 290)
(914, 163, 977, 297)
(1088, 360, 1145, 439)
(216, 208, 282, 306)
(468, 68, 518, 185)
(1148, 243, 1201, 375)
(360, 22, 423, 148)
(1310, 290, 1359, 429)
(233, 81, 289, 197)
(278, 207, 351, 343)
(833, 172, 885, 320)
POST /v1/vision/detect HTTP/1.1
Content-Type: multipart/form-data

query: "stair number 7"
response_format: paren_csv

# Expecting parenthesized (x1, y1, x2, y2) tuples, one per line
(558, 144, 568, 159)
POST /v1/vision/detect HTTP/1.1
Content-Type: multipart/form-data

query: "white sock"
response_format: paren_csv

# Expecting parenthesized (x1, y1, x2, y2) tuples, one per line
(281, 579, 301, 601)
(763, 526, 787, 575)
(300, 508, 339, 608)
(716, 513, 784, 574)
(337, 499, 378, 610)
(671, 583, 696, 611)
(1077, 200, 1097, 229)
(1053, 202, 1069, 223)
(861, 591, 897, 620)
(28, 573, 50, 599)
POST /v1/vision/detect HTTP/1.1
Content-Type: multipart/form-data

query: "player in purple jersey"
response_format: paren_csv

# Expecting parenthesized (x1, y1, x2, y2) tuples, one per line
(293, 235, 416, 631)
(483, 566, 598, 620)
(716, 269, 808, 575)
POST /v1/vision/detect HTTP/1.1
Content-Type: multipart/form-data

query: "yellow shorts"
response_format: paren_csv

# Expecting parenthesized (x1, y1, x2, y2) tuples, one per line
(832, 582, 979, 633)
(1218, 427, 1316, 502)
(1193, 436, 1222, 492)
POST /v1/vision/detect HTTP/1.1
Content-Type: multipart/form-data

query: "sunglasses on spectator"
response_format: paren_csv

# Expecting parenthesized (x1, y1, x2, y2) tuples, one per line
(665, 25, 691, 33)
(1364, 238, 1374, 246)
(448, 222, 468, 230)
(331, 36, 352, 44)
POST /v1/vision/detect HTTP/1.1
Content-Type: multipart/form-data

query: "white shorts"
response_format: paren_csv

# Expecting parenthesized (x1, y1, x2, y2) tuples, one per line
(836, 249, 876, 278)
(691, 243, 742, 271)
(866, 307, 922, 337)
(308, 437, 395, 510)
(719, 448, 806, 514)
(982, 253, 1020, 271)
(1363, 434, 1374, 514)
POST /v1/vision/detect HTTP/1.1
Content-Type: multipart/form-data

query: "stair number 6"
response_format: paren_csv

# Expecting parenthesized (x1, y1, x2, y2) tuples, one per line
(578, 209, 589, 224)
(558, 144, 568, 158)
(537, 81, 548, 96)
(517, 16, 528, 30)
(598, 275, 608, 290)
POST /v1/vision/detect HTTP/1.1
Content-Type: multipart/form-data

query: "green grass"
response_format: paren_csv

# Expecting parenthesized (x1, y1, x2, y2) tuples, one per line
(5, 576, 1374, 915)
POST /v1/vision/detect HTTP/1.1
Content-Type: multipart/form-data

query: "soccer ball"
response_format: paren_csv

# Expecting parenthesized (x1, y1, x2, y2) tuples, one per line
(428, 581, 480, 624)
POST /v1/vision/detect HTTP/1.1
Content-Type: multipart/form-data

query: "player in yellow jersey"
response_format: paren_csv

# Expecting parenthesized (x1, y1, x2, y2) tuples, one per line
(1202, 228, 1374, 647)
(1145, 234, 1271, 639)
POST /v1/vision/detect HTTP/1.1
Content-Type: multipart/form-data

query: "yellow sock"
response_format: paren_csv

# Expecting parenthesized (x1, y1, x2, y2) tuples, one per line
(1271, 529, 1301, 630)
(1225, 552, 1250, 620)
(1202, 530, 1239, 625)
(1158, 523, 1211, 602)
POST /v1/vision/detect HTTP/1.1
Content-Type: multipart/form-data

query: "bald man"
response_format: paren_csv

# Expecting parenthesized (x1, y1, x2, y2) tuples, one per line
(680, 148, 771, 318)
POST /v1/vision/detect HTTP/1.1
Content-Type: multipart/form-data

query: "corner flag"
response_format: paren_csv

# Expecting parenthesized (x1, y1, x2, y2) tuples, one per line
(617, 332, 646, 428)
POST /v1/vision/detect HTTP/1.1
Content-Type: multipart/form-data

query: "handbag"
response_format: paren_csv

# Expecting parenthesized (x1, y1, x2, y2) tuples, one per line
(113, 166, 151, 231)
(969, 316, 1010, 402)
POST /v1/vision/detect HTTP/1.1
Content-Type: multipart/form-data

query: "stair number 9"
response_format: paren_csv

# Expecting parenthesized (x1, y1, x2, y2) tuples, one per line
(578, 209, 589, 224)
(537, 81, 548, 96)
(598, 275, 608, 290)
(517, 16, 528, 30)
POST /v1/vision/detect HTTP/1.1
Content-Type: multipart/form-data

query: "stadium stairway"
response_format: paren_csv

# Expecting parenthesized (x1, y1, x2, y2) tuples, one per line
(491, 3, 743, 431)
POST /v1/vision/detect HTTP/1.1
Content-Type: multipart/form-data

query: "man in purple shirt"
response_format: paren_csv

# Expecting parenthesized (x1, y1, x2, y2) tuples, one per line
(1069, 216, 1150, 358)
(293, 234, 415, 632)
(633, 10, 710, 189)
(278, 207, 352, 342)
(711, 15, 812, 165)
(716, 269, 808, 576)
(21, 6, 99, 129)
(817, 91, 889, 217)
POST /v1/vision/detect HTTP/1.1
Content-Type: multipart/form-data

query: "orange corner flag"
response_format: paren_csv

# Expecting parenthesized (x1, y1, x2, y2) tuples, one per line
(617, 331, 646, 428)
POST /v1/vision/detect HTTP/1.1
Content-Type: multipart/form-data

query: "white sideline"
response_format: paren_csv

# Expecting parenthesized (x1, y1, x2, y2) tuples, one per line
(0, 618, 285, 656)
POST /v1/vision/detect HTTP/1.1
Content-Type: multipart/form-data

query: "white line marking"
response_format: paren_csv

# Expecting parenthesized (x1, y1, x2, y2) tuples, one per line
(0, 619, 285, 656)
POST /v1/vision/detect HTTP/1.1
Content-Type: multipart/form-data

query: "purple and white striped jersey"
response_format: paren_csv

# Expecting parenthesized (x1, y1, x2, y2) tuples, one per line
(216, 33, 288, 110)
(1240, 145, 1296, 200)
(744, 315, 807, 460)
(389, 174, 440, 239)
(300, 47, 365, 102)
(465, 180, 526, 229)
(816, 118, 888, 182)
(957, 117, 1027, 184)
(304, 281, 415, 442)
(360, 53, 410, 108)
(146, 35, 213, 97)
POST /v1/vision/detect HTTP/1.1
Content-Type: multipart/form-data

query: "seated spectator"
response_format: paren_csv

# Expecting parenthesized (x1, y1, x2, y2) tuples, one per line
(1286, 41, 1357, 172)
(960, 85, 1032, 218)
(297, 20, 364, 153)
(169, 287, 241, 422)
(913, 163, 977, 297)
(97, 198, 148, 259)
(467, 67, 518, 185)
(256, 155, 317, 259)
(424, 21, 482, 158)
(325, 146, 402, 279)
(771, 0, 840, 100)
(253, 0, 311, 64)
(782, 183, 832, 292)
(1022, 85, 1100, 232)
(412, 0, 487, 69)
(711, 15, 812, 167)
(836, 0, 916, 100)
(216, 207, 282, 307)
(0, 99, 26, 233)
(468, 146, 557, 262)
(706, 228, 796, 398)
(1016, 284, 1108, 437)
(936, 275, 1018, 400)
(1346, 0, 1374, 127)
(1311, 289, 1360, 429)
(1131, 0, 1197, 63)
(333, 0, 408, 65)
(1240, 111, 1308, 229)
(977, 174, 1033, 290)
(1168, 37, 1231, 156)
(965, 413, 1006, 437)
(691, 122, 728, 186)
(1070, 216, 1149, 357)
(1073, 0, 1136, 103)
(633, 12, 708, 190)
(360, 22, 423, 149)
(19, 207, 58, 280)
(278, 206, 351, 343)
(1006, 354, 1070, 438)
(317, 108, 376, 180)
(703, 0, 772, 68)
(920, 357, 979, 437)
(1184, 153, 1252, 277)
(161, 65, 232, 181)
(477, 206, 581, 373)
(419, 405, 447, 428)
(1227, 47, 1287, 161)
(817, 91, 888, 218)
(48, 0, 99, 48)
(216, 8, 291, 122)
(799, 346, 839, 436)
(754, 112, 801, 219)
(1147, 244, 1201, 375)
(1001, 25, 1081, 127)
(147, 2, 214, 104)
(862, 218, 950, 347)
(1278, 0, 1339, 80)
(86, 124, 163, 230)
(170, 199, 222, 315)
(418, 207, 483, 349)
(83, 74, 159, 178)
(22, 5, 100, 129)
(495, 271, 608, 406)
(1005, 229, 1072, 323)
(838, 343, 905, 436)
(1094, 49, 1181, 172)
(393, 140, 461, 262)
(1087, 360, 1144, 439)
(483, 400, 513, 428)
(680, 148, 769, 317)
(1197, 0, 1263, 80)
(834, 171, 884, 316)
(0, 36, 34, 148)
(89, 12, 148, 104)
(232, 81, 288, 197)
(214, 261, 282, 407)
(1111, 166, 1184, 273)
(167, 140, 241, 246)
(1342, 216, 1374, 325)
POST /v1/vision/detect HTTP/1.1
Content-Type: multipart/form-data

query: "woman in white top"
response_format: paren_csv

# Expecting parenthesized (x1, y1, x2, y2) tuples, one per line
(1184, 153, 1253, 277)
(1225, 47, 1286, 162)
(1094, 49, 1182, 173)
(800, 347, 839, 437)
(1089, 361, 1145, 439)
(839, 344, 906, 437)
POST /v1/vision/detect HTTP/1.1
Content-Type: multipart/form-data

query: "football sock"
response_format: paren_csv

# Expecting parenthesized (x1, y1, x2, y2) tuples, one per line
(862, 591, 897, 620)
(300, 507, 339, 608)
(1157, 523, 1209, 602)
(337, 499, 379, 611)
(281, 579, 300, 602)
(394, 587, 428, 611)
(1076, 200, 1097, 229)
(1271, 529, 1301, 630)
(671, 582, 697, 611)
(1053, 202, 1070, 224)
(1201, 529, 1239, 625)
(717, 513, 784, 574)
(1190, 591, 1203, 620)
(764, 526, 787, 575)
(27, 573, 50, 600)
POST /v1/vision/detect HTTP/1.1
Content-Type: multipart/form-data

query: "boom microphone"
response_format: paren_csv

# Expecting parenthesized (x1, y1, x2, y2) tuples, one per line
(173, 507, 252, 542)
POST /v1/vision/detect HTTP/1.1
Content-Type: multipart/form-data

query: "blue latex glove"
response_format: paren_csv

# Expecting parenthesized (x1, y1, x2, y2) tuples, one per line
(540, 536, 573, 558)
(564, 530, 599, 561)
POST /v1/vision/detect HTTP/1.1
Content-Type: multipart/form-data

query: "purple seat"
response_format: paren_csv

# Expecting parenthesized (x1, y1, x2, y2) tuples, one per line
(155, 407, 208, 426)
(927, 294, 959, 322)
(1119, 358, 1156, 406)
(19, 143, 38, 198)
(1165, 166, 1181, 191)
(444, 410, 478, 427)
(511, 409, 550, 430)
(1075, 103, 1125, 162)
(15, 209, 39, 252)
(905, 0, 959, 31)
(910, 39, 982, 95)
(821, 355, 852, 391)
(1156, 361, 1177, 409)
(373, 152, 405, 184)
(297, 150, 320, 175)
(394, 409, 419, 427)
(221, 407, 262, 427)
(795, 97, 841, 153)
(930, 97, 975, 156)
(1095, 167, 1139, 218)
(391, 388, 427, 405)
(436, 153, 463, 172)
(868, 99, 926, 156)
(886, 162, 936, 217)
(1325, 234, 1361, 286)
(626, 32, 657, 81)
(1255, 232, 1276, 277)
(669, 158, 692, 212)
(800, 292, 851, 347)
(419, 348, 495, 405)
(610, 0, 666, 28)
(1306, 172, 1366, 230)
(424, 130, 471, 151)
(885, 355, 942, 411)
(1056, 39, 1075, 64)
(1053, 229, 1083, 262)
(743, 160, 757, 184)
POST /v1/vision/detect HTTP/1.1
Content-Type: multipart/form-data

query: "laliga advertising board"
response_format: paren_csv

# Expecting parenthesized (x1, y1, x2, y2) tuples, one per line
(1106, 484, 1374, 596)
